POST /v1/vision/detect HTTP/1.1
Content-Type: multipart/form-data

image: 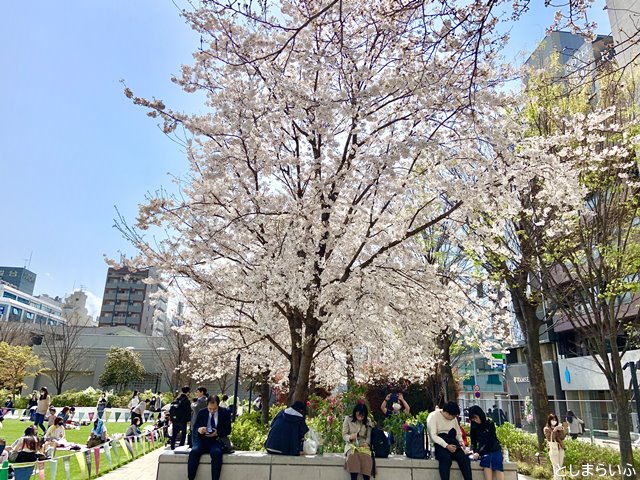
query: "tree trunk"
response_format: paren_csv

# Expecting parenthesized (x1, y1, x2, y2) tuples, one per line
(261, 371, 270, 425)
(346, 350, 355, 385)
(612, 384, 635, 480)
(291, 325, 318, 403)
(512, 289, 550, 451)
(609, 339, 635, 480)
(438, 332, 457, 403)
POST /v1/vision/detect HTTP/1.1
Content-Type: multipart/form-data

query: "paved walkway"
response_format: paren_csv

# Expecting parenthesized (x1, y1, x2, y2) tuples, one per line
(97, 447, 165, 480)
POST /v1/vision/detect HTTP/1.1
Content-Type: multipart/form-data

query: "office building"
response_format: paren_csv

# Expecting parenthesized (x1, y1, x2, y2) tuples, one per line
(98, 267, 168, 336)
(0, 267, 37, 295)
(0, 281, 65, 326)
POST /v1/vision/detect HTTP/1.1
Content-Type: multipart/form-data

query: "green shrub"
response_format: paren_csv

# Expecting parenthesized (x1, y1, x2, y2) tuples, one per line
(230, 410, 269, 451)
(531, 465, 552, 479)
(51, 388, 101, 408)
(496, 423, 539, 463)
(517, 462, 533, 475)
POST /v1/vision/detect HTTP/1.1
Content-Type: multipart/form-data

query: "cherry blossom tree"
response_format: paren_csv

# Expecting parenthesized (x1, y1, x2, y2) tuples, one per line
(119, 0, 542, 402)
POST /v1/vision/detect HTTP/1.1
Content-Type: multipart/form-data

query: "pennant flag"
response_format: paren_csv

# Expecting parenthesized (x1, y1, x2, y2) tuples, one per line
(37, 461, 45, 480)
(49, 459, 58, 480)
(150, 431, 156, 449)
(124, 412, 131, 422)
(144, 412, 150, 422)
(1, 408, 7, 416)
(13, 465, 34, 480)
(75, 451, 87, 477)
(104, 411, 111, 422)
(119, 438, 131, 459)
(85, 450, 92, 478)
(93, 447, 100, 475)
(63, 456, 71, 480)
(111, 439, 120, 464)
(104, 442, 113, 470)
(78, 412, 85, 423)
(114, 411, 121, 422)
(88, 412, 95, 422)
(141, 435, 146, 454)
(0, 460, 8, 480)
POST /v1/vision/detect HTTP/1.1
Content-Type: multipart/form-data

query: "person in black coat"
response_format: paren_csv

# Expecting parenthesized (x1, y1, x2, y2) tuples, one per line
(264, 401, 309, 456)
(468, 405, 504, 480)
(187, 395, 232, 480)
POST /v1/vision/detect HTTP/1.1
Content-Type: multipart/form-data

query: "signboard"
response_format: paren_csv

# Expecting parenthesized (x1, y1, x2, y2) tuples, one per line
(474, 391, 481, 399)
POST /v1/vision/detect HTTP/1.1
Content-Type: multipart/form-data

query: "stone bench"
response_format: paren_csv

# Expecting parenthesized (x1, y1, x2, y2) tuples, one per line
(156, 449, 518, 480)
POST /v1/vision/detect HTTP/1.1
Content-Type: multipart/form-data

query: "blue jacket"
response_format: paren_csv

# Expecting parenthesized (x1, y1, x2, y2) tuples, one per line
(265, 409, 309, 456)
(193, 407, 232, 443)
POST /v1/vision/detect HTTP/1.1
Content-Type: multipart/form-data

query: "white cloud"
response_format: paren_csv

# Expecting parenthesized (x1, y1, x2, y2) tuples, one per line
(84, 290, 103, 319)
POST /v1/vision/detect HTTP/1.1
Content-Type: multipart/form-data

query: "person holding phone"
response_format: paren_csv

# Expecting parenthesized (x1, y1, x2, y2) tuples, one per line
(380, 390, 410, 417)
(187, 395, 232, 480)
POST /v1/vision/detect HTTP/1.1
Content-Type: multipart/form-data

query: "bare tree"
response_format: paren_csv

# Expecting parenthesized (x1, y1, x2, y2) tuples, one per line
(150, 328, 197, 393)
(37, 321, 90, 394)
(0, 321, 32, 346)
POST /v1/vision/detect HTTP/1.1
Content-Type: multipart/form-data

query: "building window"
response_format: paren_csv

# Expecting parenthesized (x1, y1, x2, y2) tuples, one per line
(487, 374, 502, 385)
(9, 307, 22, 322)
(24, 312, 35, 322)
(2, 292, 16, 300)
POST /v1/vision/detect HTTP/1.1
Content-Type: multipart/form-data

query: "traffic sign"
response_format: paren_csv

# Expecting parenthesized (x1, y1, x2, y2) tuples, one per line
(473, 385, 480, 392)
(474, 391, 481, 399)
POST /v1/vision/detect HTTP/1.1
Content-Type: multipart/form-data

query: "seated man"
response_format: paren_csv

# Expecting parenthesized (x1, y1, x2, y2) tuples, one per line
(188, 395, 232, 480)
(264, 401, 309, 456)
(427, 402, 472, 480)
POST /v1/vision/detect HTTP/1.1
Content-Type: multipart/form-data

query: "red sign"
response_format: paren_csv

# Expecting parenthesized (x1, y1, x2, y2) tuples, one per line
(474, 391, 481, 398)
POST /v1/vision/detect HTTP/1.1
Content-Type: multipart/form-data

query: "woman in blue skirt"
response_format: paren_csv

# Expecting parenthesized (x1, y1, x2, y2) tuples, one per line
(468, 405, 504, 480)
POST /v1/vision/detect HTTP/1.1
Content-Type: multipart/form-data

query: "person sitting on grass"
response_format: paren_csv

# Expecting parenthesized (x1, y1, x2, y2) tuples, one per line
(126, 417, 142, 438)
(46, 407, 57, 429)
(12, 436, 39, 463)
(87, 418, 109, 448)
(44, 416, 67, 448)
(264, 401, 309, 456)
(9, 426, 39, 453)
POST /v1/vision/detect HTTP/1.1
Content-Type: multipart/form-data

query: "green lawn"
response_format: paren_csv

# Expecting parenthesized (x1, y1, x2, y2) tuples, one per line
(0, 418, 164, 479)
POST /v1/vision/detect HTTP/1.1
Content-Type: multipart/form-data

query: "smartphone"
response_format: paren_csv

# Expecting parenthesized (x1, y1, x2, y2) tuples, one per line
(390, 393, 398, 403)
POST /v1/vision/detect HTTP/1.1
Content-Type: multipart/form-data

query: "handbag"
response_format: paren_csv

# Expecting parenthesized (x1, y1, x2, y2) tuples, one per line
(218, 437, 235, 454)
(8, 449, 19, 462)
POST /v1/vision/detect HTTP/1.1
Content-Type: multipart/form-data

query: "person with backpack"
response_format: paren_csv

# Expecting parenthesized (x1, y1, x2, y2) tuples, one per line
(170, 386, 192, 450)
(343, 402, 375, 480)
(427, 402, 473, 480)
(469, 405, 504, 480)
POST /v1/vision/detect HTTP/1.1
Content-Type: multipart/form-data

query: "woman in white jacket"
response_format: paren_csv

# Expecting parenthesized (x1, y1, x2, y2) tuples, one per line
(343, 402, 376, 480)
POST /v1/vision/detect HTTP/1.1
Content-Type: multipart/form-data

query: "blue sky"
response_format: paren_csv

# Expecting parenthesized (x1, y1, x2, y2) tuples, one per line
(0, 1, 610, 317)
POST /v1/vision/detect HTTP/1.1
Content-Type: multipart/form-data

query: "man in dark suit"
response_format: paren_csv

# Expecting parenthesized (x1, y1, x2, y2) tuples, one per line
(187, 395, 232, 480)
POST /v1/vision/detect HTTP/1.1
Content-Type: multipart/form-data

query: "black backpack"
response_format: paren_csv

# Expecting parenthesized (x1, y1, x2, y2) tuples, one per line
(404, 422, 428, 459)
(371, 426, 390, 458)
